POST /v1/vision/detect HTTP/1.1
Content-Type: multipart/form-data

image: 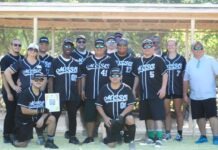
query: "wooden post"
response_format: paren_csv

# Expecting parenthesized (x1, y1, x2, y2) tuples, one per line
(33, 17, 38, 43)
(185, 29, 189, 60)
(191, 19, 195, 43)
(51, 28, 55, 56)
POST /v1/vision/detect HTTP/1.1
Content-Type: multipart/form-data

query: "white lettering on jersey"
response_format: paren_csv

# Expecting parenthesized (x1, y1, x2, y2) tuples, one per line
(56, 67, 78, 75)
(104, 94, 128, 103)
(86, 63, 110, 70)
(167, 63, 182, 70)
(29, 101, 44, 109)
(138, 64, 155, 73)
(116, 60, 133, 67)
(22, 65, 43, 76)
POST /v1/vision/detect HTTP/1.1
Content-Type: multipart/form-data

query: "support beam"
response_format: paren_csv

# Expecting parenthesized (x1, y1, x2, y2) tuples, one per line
(33, 17, 38, 43)
(51, 28, 55, 56)
(190, 19, 195, 43)
(185, 30, 189, 60)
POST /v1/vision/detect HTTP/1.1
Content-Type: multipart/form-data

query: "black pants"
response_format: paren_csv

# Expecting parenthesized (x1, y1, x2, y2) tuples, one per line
(52, 101, 78, 137)
(3, 91, 17, 136)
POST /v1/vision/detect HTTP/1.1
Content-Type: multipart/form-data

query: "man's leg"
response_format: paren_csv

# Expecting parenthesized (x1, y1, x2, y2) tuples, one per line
(124, 115, 136, 143)
(164, 99, 171, 139)
(44, 115, 58, 149)
(146, 120, 155, 140)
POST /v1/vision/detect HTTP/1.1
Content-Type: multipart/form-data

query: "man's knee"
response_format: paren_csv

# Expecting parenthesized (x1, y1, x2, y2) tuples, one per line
(47, 115, 56, 125)
(125, 115, 135, 125)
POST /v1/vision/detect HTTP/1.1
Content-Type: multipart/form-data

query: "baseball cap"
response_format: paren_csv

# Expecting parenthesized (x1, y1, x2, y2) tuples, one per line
(39, 36, 49, 44)
(114, 32, 123, 38)
(142, 39, 154, 49)
(117, 38, 128, 46)
(106, 35, 116, 41)
(95, 39, 105, 46)
(63, 38, 74, 46)
(32, 72, 46, 80)
(27, 43, 39, 51)
(110, 67, 121, 78)
(192, 41, 204, 51)
(76, 35, 86, 42)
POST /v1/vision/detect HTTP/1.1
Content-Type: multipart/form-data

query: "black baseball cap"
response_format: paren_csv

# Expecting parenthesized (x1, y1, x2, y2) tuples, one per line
(63, 38, 74, 46)
(32, 72, 46, 80)
(192, 41, 204, 51)
(118, 38, 128, 46)
(39, 36, 49, 44)
(142, 39, 154, 49)
(76, 35, 86, 42)
(95, 39, 105, 46)
(114, 32, 123, 38)
(110, 67, 121, 78)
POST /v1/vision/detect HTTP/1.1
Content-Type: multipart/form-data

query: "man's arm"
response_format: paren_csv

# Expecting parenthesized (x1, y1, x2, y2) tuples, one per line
(81, 76, 87, 100)
(132, 76, 139, 98)
(96, 105, 111, 127)
(183, 80, 190, 103)
(47, 77, 53, 93)
(4, 67, 21, 93)
(120, 104, 134, 117)
(157, 72, 168, 99)
(1, 73, 14, 101)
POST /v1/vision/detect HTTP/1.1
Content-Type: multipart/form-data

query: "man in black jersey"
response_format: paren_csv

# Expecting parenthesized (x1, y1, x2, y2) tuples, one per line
(96, 67, 136, 149)
(0, 39, 23, 143)
(81, 39, 116, 144)
(109, 38, 134, 88)
(48, 38, 82, 145)
(132, 38, 168, 147)
(13, 72, 58, 149)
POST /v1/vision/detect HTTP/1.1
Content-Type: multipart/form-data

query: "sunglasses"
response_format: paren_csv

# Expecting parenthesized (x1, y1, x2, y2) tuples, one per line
(33, 78, 44, 82)
(143, 44, 153, 49)
(193, 45, 203, 51)
(64, 44, 73, 49)
(13, 44, 22, 47)
(95, 45, 105, 49)
(28, 48, 38, 52)
(110, 74, 121, 78)
(77, 40, 86, 44)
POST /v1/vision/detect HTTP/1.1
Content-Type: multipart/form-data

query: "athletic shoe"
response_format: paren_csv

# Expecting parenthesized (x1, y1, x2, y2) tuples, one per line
(155, 140, 163, 148)
(213, 136, 218, 145)
(195, 135, 208, 144)
(64, 131, 70, 139)
(69, 136, 80, 144)
(44, 140, 58, 149)
(129, 141, 136, 150)
(83, 137, 94, 144)
(139, 138, 155, 145)
(175, 134, 183, 141)
(164, 133, 172, 140)
(3, 135, 11, 143)
(36, 136, 45, 145)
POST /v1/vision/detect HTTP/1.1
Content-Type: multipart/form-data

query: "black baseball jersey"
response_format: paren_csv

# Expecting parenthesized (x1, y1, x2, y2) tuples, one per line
(10, 59, 46, 90)
(49, 56, 82, 102)
(39, 54, 53, 76)
(81, 55, 117, 100)
(71, 49, 92, 65)
(109, 52, 135, 88)
(163, 54, 186, 96)
(132, 55, 167, 100)
(16, 87, 45, 124)
(0, 53, 24, 91)
(96, 83, 135, 119)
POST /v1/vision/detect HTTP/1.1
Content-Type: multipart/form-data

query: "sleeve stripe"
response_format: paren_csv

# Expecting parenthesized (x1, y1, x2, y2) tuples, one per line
(95, 103, 103, 106)
(161, 69, 168, 75)
(9, 66, 16, 72)
(17, 103, 29, 108)
(128, 102, 136, 105)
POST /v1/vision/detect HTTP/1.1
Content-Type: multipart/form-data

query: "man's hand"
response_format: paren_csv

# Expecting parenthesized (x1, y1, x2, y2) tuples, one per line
(13, 85, 22, 93)
(7, 93, 14, 101)
(157, 88, 166, 99)
(183, 94, 190, 103)
(37, 108, 49, 114)
(36, 117, 44, 128)
(103, 116, 112, 128)
(81, 90, 87, 101)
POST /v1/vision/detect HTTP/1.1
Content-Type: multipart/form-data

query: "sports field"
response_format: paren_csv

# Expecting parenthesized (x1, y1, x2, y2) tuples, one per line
(0, 132, 217, 150)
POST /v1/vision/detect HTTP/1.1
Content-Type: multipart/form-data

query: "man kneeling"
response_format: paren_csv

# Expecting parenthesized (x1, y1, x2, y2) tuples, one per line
(96, 67, 136, 149)
(13, 73, 58, 149)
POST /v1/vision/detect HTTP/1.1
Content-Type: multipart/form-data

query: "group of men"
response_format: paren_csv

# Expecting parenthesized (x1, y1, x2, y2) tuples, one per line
(0, 32, 218, 149)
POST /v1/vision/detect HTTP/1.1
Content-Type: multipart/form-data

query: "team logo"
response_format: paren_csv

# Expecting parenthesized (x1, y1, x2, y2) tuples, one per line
(138, 64, 155, 73)
(29, 101, 44, 109)
(86, 63, 110, 70)
(56, 67, 78, 75)
(104, 94, 128, 103)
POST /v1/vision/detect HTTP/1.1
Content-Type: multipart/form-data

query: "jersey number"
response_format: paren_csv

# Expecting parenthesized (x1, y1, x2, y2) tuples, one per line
(149, 71, 154, 78)
(101, 70, 108, 77)
(176, 70, 181, 77)
(120, 102, 126, 109)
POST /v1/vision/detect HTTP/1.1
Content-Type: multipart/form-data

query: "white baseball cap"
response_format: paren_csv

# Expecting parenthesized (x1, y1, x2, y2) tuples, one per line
(27, 43, 39, 51)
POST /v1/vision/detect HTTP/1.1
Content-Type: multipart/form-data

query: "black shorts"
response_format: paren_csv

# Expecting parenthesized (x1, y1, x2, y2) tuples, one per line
(165, 94, 183, 99)
(139, 98, 165, 120)
(191, 98, 217, 119)
(84, 99, 98, 122)
(15, 115, 49, 142)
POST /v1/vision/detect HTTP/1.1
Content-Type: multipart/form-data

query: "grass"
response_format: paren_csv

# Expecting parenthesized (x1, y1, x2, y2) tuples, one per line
(0, 132, 217, 150)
